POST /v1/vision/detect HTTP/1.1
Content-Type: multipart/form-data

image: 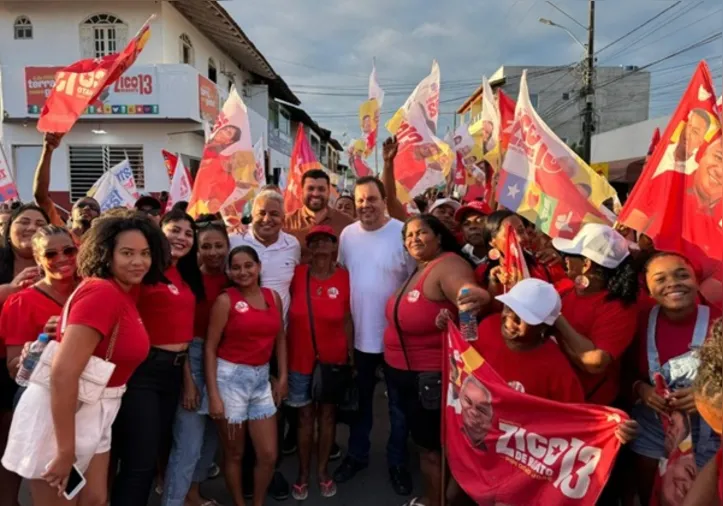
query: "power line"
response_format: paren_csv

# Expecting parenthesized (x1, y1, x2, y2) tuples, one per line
(594, 1, 681, 55)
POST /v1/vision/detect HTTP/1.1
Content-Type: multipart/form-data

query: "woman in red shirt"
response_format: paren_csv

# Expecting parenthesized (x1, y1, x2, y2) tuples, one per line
(384, 214, 489, 506)
(551, 223, 639, 406)
(1, 226, 78, 389)
(0, 204, 48, 505)
(628, 252, 721, 504)
(111, 209, 204, 505)
(2, 213, 165, 506)
(287, 225, 352, 500)
(163, 218, 230, 506)
(204, 245, 287, 506)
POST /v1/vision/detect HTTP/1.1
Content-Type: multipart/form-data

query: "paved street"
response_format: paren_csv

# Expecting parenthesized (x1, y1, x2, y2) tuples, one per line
(20, 386, 421, 506)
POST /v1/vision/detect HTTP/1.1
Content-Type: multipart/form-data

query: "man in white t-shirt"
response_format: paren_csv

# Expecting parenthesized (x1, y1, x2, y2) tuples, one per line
(334, 176, 415, 496)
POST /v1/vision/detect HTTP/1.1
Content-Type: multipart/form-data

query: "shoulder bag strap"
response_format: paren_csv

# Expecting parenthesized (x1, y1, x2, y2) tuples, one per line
(691, 305, 710, 349)
(306, 267, 320, 360)
(393, 268, 418, 371)
(60, 280, 120, 363)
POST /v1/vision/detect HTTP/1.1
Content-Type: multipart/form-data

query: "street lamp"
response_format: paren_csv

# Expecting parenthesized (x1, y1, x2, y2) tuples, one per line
(538, 18, 586, 52)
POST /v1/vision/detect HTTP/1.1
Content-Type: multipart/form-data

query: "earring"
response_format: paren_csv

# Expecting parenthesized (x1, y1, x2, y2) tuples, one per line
(574, 275, 590, 289)
(488, 248, 501, 261)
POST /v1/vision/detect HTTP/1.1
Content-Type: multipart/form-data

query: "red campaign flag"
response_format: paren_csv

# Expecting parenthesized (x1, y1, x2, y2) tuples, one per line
(284, 128, 322, 214)
(648, 128, 662, 156)
(618, 61, 722, 301)
(37, 16, 154, 133)
(498, 89, 516, 154)
(444, 322, 626, 505)
(161, 150, 194, 186)
(503, 224, 530, 281)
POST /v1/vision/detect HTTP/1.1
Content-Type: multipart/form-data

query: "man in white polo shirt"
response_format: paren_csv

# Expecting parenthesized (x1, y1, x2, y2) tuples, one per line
(229, 189, 300, 501)
(334, 176, 415, 496)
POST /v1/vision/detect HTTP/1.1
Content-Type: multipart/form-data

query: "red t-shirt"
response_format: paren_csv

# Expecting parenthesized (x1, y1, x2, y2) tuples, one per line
(217, 287, 281, 366)
(194, 273, 228, 339)
(0, 287, 62, 347)
(634, 305, 721, 382)
(384, 256, 458, 372)
(137, 266, 196, 346)
(561, 289, 638, 405)
(474, 314, 585, 403)
(61, 278, 150, 387)
(287, 265, 350, 374)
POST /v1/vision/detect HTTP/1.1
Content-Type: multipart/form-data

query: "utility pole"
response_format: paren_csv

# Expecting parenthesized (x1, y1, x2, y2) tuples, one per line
(582, 0, 595, 164)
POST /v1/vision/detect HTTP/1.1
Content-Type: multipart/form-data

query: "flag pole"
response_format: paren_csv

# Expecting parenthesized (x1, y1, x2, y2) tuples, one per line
(375, 142, 379, 175)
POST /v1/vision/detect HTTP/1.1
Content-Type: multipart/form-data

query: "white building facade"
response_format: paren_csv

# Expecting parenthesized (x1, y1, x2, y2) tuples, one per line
(0, 0, 298, 209)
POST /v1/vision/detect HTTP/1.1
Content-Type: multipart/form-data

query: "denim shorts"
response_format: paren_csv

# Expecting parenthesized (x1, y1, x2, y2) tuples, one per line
(286, 371, 312, 408)
(201, 359, 276, 424)
(630, 403, 720, 468)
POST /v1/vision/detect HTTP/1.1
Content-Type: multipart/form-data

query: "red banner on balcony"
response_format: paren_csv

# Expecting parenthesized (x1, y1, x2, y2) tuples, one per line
(199, 75, 220, 122)
(37, 15, 154, 133)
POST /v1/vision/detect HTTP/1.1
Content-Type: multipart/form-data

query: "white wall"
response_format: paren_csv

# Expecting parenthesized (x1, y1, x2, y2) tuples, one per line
(160, 2, 251, 94)
(4, 122, 205, 195)
(0, 1, 163, 67)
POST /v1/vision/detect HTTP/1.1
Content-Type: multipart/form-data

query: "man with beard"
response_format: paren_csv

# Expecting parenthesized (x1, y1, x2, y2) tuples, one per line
(33, 132, 100, 243)
(284, 169, 353, 264)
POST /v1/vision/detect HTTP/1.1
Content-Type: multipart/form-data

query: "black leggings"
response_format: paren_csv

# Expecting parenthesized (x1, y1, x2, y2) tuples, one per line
(110, 348, 185, 506)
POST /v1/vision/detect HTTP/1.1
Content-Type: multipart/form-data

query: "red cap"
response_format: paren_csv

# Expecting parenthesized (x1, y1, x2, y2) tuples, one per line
(455, 200, 493, 222)
(306, 225, 337, 244)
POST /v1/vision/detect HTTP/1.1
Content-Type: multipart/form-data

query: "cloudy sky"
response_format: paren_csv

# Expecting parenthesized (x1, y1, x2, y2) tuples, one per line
(226, 0, 722, 144)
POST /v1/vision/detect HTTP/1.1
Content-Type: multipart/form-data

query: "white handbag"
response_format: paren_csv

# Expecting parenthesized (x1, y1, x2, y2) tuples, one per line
(29, 281, 118, 404)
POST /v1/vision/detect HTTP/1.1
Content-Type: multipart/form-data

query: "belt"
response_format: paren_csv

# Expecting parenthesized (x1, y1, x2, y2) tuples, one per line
(148, 347, 188, 367)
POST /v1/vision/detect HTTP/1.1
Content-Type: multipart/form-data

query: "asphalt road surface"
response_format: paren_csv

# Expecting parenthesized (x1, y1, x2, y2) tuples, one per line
(20, 386, 420, 506)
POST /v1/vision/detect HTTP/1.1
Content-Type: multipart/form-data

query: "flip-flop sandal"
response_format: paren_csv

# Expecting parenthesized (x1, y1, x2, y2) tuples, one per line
(292, 483, 309, 501)
(319, 479, 337, 498)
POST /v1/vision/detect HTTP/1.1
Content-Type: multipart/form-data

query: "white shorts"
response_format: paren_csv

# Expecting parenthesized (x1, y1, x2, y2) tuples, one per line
(1, 383, 124, 479)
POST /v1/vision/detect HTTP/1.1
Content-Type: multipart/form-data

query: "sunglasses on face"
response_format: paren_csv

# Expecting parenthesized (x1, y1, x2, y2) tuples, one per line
(140, 208, 161, 216)
(43, 246, 78, 260)
(75, 202, 101, 213)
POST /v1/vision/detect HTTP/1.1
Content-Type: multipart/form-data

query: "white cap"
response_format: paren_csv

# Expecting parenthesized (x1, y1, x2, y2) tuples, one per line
(429, 198, 461, 213)
(552, 223, 630, 269)
(495, 278, 561, 326)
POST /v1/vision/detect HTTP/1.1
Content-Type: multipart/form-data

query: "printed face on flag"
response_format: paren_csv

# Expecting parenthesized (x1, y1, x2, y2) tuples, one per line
(459, 376, 494, 449)
(386, 61, 440, 136)
(359, 99, 379, 135)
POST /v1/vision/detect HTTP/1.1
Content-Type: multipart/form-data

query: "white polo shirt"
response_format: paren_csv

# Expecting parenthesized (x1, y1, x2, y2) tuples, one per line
(229, 228, 301, 320)
(338, 219, 416, 354)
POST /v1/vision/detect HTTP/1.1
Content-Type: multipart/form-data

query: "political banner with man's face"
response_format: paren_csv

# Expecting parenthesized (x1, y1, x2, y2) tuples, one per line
(445, 322, 625, 505)
(619, 61, 722, 298)
(386, 61, 440, 136)
(37, 15, 154, 133)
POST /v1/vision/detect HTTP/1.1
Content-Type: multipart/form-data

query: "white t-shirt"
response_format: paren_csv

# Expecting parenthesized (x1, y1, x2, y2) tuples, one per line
(338, 219, 416, 353)
(229, 228, 300, 320)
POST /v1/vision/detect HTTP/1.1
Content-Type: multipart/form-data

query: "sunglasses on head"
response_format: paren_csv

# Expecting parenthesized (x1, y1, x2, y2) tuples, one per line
(197, 220, 226, 228)
(43, 246, 78, 260)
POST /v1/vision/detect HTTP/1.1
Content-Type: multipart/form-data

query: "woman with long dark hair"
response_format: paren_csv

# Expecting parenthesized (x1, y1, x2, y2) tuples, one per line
(628, 252, 720, 504)
(162, 218, 230, 506)
(0, 204, 48, 506)
(383, 214, 488, 506)
(203, 245, 287, 506)
(552, 223, 640, 406)
(2, 213, 166, 505)
(111, 209, 203, 505)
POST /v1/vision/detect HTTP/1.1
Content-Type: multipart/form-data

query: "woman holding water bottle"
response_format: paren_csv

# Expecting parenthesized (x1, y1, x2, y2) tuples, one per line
(382, 214, 489, 506)
(2, 226, 79, 390)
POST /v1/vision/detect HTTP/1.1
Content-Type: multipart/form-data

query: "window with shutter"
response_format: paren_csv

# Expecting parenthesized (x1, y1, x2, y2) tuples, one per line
(14, 16, 33, 40)
(69, 145, 144, 202)
(80, 14, 126, 58)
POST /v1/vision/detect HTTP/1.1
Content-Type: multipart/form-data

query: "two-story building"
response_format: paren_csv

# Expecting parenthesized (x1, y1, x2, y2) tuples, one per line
(0, 0, 299, 209)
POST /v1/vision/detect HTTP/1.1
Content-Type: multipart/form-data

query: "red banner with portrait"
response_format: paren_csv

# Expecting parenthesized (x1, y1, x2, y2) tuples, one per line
(618, 61, 722, 303)
(444, 323, 626, 505)
(283, 127, 322, 214)
(37, 16, 154, 133)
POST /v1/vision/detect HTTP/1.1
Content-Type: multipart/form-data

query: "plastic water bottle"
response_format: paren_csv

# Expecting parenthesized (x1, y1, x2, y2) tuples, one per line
(458, 288, 478, 342)
(16, 333, 50, 387)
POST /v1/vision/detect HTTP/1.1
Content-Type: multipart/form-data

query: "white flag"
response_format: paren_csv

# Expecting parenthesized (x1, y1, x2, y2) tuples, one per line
(386, 61, 440, 135)
(166, 156, 192, 210)
(88, 158, 139, 200)
(92, 172, 136, 212)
